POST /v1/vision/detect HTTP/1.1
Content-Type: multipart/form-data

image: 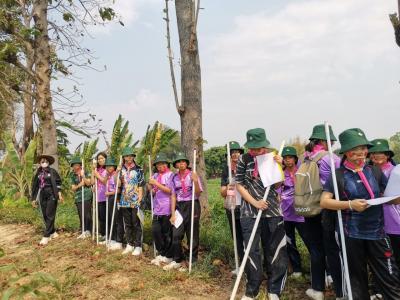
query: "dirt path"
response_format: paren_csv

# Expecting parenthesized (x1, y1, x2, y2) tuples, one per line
(0, 224, 233, 299)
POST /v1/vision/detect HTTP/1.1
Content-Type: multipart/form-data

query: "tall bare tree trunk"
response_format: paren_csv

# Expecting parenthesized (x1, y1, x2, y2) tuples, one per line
(175, 0, 208, 216)
(33, 0, 58, 169)
(22, 6, 35, 153)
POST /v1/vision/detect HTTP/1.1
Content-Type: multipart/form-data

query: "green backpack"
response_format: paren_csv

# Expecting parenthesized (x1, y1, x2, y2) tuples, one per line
(294, 151, 327, 217)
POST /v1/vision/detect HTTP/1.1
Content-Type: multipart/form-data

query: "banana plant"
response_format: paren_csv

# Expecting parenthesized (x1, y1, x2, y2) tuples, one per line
(109, 114, 138, 159)
(1, 133, 36, 197)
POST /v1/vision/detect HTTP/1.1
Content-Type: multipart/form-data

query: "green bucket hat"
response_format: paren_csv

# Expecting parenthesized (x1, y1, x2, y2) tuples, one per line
(368, 139, 394, 158)
(153, 153, 171, 167)
(228, 141, 244, 154)
(121, 147, 136, 157)
(173, 152, 190, 168)
(105, 157, 117, 167)
(339, 128, 373, 154)
(282, 146, 298, 158)
(70, 156, 82, 166)
(244, 128, 271, 149)
(309, 124, 337, 141)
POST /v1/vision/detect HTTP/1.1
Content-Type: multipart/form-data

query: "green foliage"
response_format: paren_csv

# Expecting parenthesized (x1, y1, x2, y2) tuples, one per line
(109, 114, 137, 160)
(1, 133, 36, 197)
(136, 121, 178, 173)
(204, 146, 226, 178)
(75, 138, 99, 168)
(99, 7, 116, 21)
(389, 132, 400, 163)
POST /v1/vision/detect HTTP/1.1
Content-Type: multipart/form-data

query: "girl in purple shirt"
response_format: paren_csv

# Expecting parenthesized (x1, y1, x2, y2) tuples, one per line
(92, 152, 108, 241)
(149, 154, 174, 266)
(369, 139, 400, 270)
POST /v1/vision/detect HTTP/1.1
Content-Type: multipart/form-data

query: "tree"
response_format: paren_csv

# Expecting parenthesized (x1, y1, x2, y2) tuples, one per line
(204, 146, 226, 179)
(164, 0, 208, 213)
(389, 1, 400, 47)
(389, 132, 400, 163)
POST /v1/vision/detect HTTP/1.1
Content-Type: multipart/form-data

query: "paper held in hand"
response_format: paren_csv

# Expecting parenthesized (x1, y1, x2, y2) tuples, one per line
(368, 196, 398, 206)
(368, 165, 400, 206)
(174, 209, 183, 228)
(255, 152, 284, 187)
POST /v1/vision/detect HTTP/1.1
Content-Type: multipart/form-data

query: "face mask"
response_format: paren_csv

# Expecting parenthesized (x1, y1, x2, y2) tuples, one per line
(41, 162, 49, 168)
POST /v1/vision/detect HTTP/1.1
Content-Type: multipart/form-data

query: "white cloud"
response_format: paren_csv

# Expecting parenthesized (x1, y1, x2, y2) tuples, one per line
(202, 0, 400, 146)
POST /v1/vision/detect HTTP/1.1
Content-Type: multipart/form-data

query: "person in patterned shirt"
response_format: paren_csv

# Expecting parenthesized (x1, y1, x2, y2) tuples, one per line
(235, 128, 288, 300)
(118, 147, 145, 256)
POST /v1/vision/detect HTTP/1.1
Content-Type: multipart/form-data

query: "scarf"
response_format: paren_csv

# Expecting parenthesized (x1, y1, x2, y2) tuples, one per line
(178, 169, 191, 194)
(248, 149, 267, 178)
(154, 167, 170, 193)
(312, 144, 325, 155)
(343, 160, 375, 200)
(39, 168, 49, 189)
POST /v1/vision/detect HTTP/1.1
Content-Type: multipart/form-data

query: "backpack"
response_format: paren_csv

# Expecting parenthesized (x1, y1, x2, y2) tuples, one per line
(294, 151, 328, 217)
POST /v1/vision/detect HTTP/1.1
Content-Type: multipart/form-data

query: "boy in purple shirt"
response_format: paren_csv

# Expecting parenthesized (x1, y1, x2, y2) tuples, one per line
(163, 152, 203, 271)
(149, 153, 174, 266)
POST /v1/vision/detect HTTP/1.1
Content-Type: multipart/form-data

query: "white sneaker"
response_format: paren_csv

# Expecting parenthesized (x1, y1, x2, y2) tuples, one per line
(160, 256, 173, 264)
(77, 232, 85, 239)
(241, 296, 254, 300)
(109, 242, 123, 251)
(268, 294, 279, 300)
(231, 269, 238, 275)
(163, 261, 181, 271)
(370, 294, 383, 300)
(291, 272, 302, 278)
(122, 245, 134, 255)
(84, 231, 91, 238)
(306, 289, 324, 300)
(132, 247, 142, 256)
(325, 275, 333, 288)
(39, 237, 49, 245)
(50, 232, 58, 239)
(151, 255, 163, 266)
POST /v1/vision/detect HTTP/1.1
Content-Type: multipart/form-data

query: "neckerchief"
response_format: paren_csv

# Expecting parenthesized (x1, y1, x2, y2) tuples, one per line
(123, 162, 135, 182)
(96, 166, 105, 186)
(39, 168, 49, 189)
(154, 167, 170, 193)
(343, 160, 375, 199)
(248, 149, 267, 178)
(381, 162, 393, 172)
(312, 144, 325, 155)
(178, 169, 191, 193)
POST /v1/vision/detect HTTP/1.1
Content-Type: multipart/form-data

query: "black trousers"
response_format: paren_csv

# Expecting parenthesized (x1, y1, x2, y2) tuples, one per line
(108, 197, 124, 243)
(303, 215, 326, 292)
(389, 234, 400, 270)
(98, 201, 107, 237)
(242, 216, 288, 297)
(171, 200, 201, 263)
(39, 188, 58, 237)
(323, 228, 344, 298)
(152, 215, 173, 257)
(346, 236, 400, 300)
(283, 220, 309, 273)
(225, 206, 245, 263)
(75, 200, 92, 233)
(121, 207, 142, 247)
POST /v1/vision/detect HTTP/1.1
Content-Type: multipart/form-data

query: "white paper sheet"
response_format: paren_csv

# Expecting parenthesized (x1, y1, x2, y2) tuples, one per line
(384, 165, 400, 197)
(256, 152, 284, 187)
(174, 209, 183, 228)
(368, 196, 397, 206)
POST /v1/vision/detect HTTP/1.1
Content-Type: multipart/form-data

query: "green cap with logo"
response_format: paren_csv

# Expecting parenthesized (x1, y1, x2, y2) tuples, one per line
(228, 141, 244, 154)
(244, 128, 271, 149)
(282, 146, 298, 157)
(309, 124, 337, 141)
(153, 153, 171, 167)
(339, 128, 373, 154)
(105, 157, 117, 167)
(70, 156, 82, 166)
(173, 152, 190, 168)
(121, 147, 136, 157)
(368, 139, 394, 158)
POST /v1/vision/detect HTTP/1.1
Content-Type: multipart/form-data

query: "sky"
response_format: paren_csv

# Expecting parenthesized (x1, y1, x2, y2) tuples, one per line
(62, 0, 400, 151)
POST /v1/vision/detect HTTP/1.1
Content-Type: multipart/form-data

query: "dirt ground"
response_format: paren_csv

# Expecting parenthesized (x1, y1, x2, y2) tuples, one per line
(0, 224, 335, 299)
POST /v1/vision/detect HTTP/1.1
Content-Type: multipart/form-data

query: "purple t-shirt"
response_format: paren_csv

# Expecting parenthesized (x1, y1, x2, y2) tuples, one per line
(382, 163, 400, 235)
(170, 170, 203, 202)
(152, 171, 173, 216)
(95, 167, 107, 202)
(106, 173, 116, 193)
(279, 168, 304, 223)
